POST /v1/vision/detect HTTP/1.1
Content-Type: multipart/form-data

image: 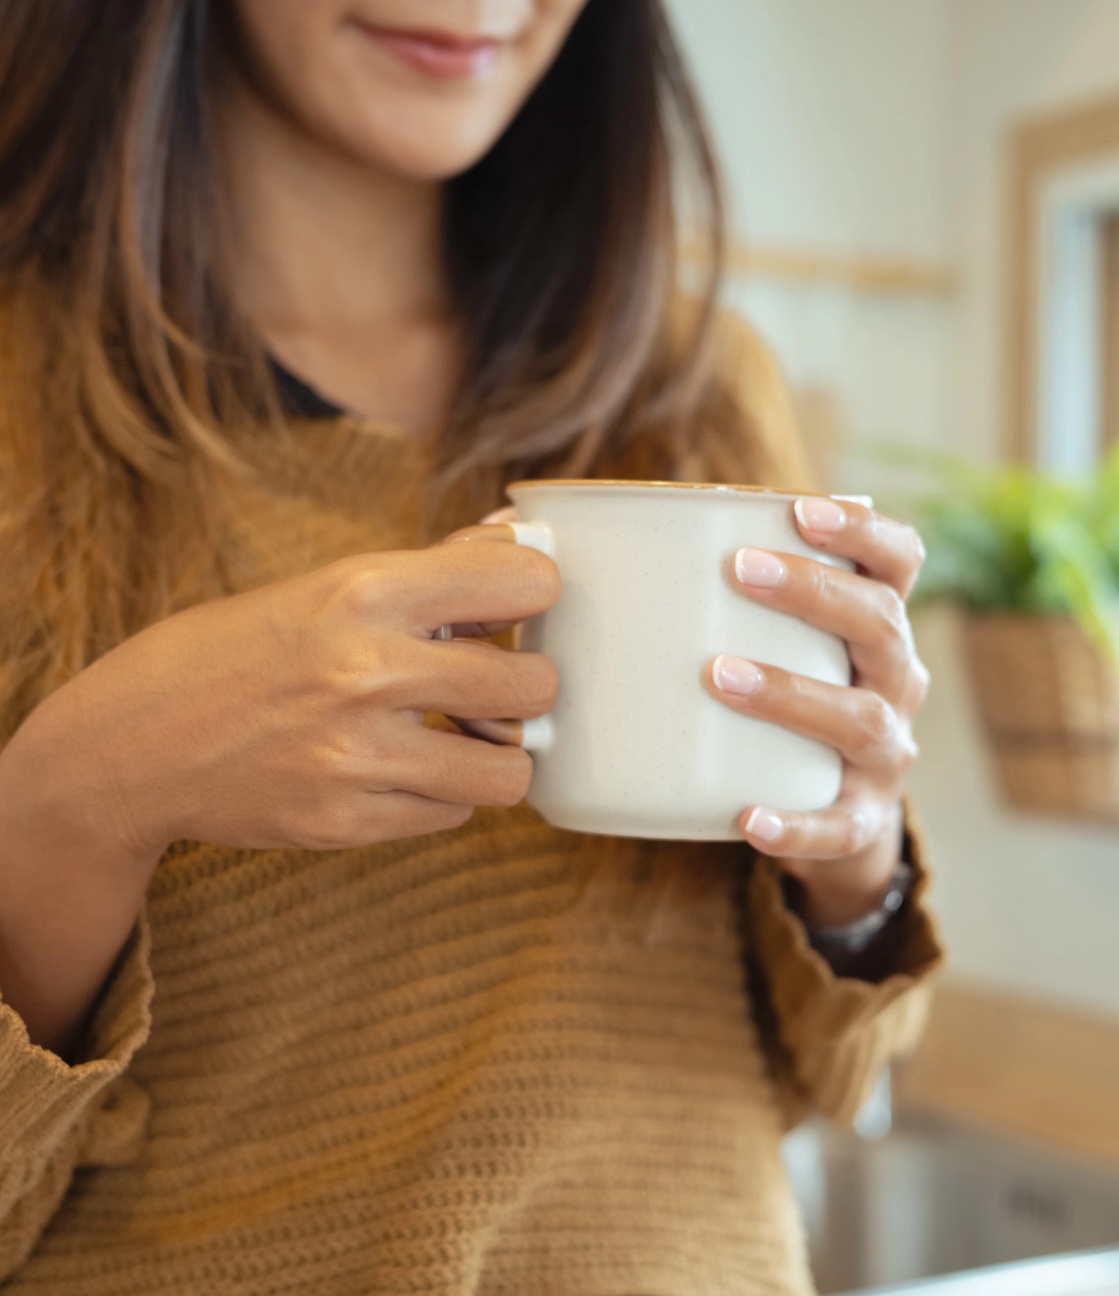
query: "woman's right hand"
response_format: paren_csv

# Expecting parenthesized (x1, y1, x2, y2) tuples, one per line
(0, 530, 558, 1053)
(22, 531, 562, 862)
(11, 531, 560, 876)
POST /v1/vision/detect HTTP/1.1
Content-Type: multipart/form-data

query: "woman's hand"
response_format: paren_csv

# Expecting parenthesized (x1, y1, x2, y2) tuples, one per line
(39, 534, 561, 862)
(0, 530, 558, 1053)
(709, 497, 929, 929)
(2, 532, 560, 1054)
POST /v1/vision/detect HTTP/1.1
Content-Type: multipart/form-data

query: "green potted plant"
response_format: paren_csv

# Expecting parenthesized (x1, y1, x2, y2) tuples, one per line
(905, 444, 1119, 819)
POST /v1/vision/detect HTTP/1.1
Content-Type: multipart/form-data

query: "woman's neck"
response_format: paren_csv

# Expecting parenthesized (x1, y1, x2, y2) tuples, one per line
(215, 65, 459, 431)
(217, 70, 447, 334)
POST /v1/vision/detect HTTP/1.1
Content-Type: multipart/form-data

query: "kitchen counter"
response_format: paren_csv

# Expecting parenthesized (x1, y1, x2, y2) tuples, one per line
(837, 1248, 1119, 1296)
(894, 982, 1119, 1172)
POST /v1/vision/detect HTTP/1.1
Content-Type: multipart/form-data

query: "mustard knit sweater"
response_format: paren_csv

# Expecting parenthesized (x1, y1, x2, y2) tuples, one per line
(0, 317, 944, 1295)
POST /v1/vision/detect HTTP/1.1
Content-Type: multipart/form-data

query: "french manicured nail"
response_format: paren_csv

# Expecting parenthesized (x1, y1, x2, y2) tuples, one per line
(713, 655, 764, 696)
(735, 548, 786, 587)
(794, 496, 846, 533)
(744, 807, 784, 843)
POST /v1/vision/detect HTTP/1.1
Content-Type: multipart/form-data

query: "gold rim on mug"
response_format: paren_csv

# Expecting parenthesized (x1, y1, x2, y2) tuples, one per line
(506, 478, 870, 501)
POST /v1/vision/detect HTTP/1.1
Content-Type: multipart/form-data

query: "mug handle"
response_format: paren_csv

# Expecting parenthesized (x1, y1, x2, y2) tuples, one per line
(436, 519, 557, 753)
(507, 520, 556, 558)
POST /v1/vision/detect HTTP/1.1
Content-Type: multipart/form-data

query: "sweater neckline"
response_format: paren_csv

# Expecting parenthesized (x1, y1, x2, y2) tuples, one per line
(270, 359, 348, 423)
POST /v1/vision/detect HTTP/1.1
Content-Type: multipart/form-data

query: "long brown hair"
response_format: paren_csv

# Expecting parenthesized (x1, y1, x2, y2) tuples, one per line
(0, 0, 766, 739)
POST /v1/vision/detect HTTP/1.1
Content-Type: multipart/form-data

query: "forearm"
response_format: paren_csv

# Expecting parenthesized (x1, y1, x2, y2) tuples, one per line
(0, 694, 164, 1058)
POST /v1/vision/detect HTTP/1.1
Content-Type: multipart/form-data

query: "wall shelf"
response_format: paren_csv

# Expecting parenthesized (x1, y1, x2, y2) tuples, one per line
(682, 236, 957, 297)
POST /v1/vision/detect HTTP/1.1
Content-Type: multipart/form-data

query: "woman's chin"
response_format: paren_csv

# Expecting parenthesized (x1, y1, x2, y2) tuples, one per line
(326, 102, 521, 182)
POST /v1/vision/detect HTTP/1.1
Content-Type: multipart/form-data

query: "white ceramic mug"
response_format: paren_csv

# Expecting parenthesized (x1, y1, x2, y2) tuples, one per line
(473, 480, 868, 841)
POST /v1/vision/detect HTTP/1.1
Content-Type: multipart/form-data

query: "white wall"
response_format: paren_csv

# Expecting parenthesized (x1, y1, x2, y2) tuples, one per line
(666, 0, 952, 256)
(664, 0, 1119, 1020)
(666, 0, 956, 479)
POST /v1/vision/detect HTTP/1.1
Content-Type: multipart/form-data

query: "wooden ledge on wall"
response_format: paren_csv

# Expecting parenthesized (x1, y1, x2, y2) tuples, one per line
(680, 235, 957, 297)
(895, 979, 1119, 1171)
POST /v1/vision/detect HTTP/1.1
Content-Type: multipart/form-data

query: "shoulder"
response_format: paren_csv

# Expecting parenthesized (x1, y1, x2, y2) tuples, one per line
(667, 297, 814, 491)
(668, 296, 798, 434)
(711, 307, 797, 429)
(670, 295, 788, 385)
(704, 299, 783, 373)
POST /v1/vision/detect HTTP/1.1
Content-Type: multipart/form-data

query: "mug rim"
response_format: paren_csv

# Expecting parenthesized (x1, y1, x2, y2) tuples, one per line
(507, 478, 868, 502)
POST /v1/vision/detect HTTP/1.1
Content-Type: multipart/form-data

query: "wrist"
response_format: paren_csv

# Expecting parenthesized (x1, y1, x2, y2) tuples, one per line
(794, 854, 897, 928)
(0, 686, 166, 1054)
(2, 675, 171, 873)
(802, 860, 912, 950)
(787, 801, 906, 928)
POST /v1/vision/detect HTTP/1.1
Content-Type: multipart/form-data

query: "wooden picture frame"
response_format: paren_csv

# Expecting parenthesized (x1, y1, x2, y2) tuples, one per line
(1008, 94, 1119, 463)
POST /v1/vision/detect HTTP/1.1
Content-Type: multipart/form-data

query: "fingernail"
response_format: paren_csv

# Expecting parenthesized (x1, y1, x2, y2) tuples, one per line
(744, 807, 784, 843)
(794, 497, 846, 533)
(713, 655, 764, 695)
(735, 549, 786, 587)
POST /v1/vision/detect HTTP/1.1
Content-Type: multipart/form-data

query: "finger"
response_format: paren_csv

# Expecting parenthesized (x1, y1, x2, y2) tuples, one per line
(709, 657, 918, 772)
(431, 524, 560, 629)
(363, 721, 537, 808)
(304, 792, 475, 850)
(739, 793, 890, 861)
(733, 548, 919, 706)
(384, 638, 560, 721)
(376, 795, 476, 838)
(792, 497, 926, 599)
(349, 534, 561, 635)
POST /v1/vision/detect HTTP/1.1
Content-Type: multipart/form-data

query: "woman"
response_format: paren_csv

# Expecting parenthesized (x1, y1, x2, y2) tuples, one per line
(0, 1, 941, 1292)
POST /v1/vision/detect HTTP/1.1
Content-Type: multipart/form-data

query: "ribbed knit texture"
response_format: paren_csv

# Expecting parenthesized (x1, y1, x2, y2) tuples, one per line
(0, 315, 944, 1294)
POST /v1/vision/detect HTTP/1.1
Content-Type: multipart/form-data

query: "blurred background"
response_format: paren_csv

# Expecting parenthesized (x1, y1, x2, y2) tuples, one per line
(662, 2, 1119, 1293)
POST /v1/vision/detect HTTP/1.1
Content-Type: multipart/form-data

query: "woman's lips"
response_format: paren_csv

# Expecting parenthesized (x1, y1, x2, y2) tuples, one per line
(356, 23, 501, 79)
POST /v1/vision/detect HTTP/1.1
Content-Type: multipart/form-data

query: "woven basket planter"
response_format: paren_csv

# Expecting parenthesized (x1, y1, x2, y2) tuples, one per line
(962, 611, 1119, 820)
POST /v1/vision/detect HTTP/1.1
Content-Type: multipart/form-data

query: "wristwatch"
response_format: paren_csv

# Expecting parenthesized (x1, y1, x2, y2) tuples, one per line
(805, 862, 914, 955)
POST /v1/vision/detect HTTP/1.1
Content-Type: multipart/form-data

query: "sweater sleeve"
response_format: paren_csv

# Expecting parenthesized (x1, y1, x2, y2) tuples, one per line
(0, 911, 154, 1278)
(692, 308, 946, 1124)
(744, 801, 945, 1129)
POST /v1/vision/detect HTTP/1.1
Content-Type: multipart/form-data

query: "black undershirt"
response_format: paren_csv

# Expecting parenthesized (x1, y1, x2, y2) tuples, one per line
(271, 359, 347, 423)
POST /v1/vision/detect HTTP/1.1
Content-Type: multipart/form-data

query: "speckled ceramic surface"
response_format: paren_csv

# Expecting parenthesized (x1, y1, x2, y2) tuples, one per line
(506, 481, 862, 841)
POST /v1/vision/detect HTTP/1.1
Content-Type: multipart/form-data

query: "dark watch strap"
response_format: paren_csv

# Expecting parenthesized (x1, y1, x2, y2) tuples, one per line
(805, 862, 914, 955)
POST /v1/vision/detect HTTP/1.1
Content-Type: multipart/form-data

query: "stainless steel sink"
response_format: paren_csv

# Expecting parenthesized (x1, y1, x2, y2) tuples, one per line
(782, 1105, 1119, 1294)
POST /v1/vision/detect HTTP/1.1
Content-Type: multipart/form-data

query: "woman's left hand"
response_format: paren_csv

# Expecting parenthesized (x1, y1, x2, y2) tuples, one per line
(709, 496, 930, 929)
